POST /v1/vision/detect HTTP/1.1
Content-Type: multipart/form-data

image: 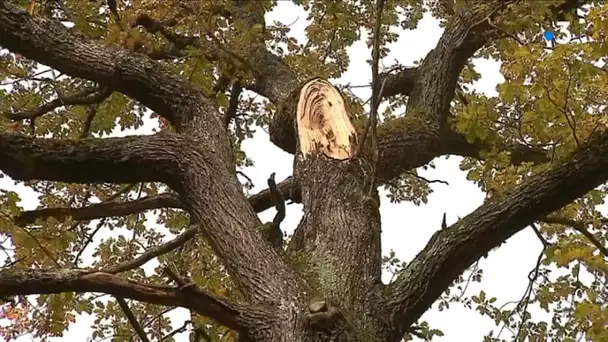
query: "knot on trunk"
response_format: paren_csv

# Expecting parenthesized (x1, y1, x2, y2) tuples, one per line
(304, 298, 354, 340)
(306, 298, 343, 328)
(296, 78, 357, 160)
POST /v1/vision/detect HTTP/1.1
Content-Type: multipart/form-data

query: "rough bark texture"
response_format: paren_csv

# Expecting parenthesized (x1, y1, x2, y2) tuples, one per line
(290, 79, 386, 339)
(0, 1, 599, 341)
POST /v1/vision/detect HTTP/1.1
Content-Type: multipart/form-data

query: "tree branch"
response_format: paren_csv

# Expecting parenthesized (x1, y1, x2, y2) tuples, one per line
(14, 192, 184, 225)
(376, 67, 418, 98)
(541, 216, 608, 257)
(384, 131, 608, 341)
(440, 129, 549, 166)
(247, 176, 301, 213)
(4, 86, 112, 120)
(0, 132, 181, 184)
(0, 268, 252, 330)
(0, 2, 214, 129)
(116, 296, 151, 342)
(15, 176, 301, 226)
(104, 226, 199, 274)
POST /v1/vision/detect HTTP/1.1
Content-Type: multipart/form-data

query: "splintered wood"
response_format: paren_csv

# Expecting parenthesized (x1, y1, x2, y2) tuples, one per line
(296, 78, 357, 160)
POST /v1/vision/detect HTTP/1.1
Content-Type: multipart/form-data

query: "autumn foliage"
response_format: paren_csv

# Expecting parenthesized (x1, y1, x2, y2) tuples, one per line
(0, 0, 607, 341)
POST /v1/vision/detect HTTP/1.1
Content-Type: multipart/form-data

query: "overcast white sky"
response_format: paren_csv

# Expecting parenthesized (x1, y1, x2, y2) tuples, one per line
(1, 3, 567, 341)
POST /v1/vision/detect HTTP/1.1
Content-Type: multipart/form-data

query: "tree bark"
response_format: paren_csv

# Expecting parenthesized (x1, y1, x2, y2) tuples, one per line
(288, 79, 388, 339)
(0, 1, 598, 341)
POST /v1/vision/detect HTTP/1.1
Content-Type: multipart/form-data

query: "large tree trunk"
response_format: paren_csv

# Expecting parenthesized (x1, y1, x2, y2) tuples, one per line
(0, 1, 603, 342)
(288, 79, 389, 341)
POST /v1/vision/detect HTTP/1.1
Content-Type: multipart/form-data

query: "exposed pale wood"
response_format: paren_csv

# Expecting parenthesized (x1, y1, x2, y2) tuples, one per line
(296, 78, 357, 160)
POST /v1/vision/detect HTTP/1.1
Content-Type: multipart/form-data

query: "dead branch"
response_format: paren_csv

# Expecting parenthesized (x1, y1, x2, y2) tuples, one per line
(296, 78, 358, 160)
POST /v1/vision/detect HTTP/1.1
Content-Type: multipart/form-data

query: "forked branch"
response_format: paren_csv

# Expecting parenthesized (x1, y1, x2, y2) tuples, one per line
(385, 131, 608, 341)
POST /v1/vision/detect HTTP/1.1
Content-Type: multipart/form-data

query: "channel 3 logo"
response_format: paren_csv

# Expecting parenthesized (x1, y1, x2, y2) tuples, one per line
(543, 29, 573, 47)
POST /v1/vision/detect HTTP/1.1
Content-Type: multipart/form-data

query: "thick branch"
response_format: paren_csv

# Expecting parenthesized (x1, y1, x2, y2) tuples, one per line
(0, 132, 180, 184)
(385, 131, 608, 341)
(0, 268, 251, 330)
(0, 2, 216, 129)
(16, 178, 300, 225)
(404, 2, 509, 129)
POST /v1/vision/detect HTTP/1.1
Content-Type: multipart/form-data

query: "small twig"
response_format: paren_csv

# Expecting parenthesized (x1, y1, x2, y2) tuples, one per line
(406, 171, 449, 185)
(455, 0, 516, 49)
(4, 86, 111, 121)
(457, 261, 480, 300)
(2, 212, 61, 267)
(160, 320, 190, 341)
(138, 307, 177, 332)
(236, 170, 254, 188)
(164, 263, 192, 289)
(541, 216, 608, 257)
(73, 218, 106, 266)
(530, 223, 550, 247)
(514, 240, 546, 340)
(116, 297, 151, 342)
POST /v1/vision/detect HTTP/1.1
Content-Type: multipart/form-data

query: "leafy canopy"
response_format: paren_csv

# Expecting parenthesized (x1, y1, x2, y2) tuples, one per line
(0, 0, 606, 341)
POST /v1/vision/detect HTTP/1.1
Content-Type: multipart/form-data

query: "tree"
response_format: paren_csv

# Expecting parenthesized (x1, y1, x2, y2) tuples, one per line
(0, 0, 606, 341)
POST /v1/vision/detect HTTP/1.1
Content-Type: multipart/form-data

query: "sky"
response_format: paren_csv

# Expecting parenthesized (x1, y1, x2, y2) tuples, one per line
(0, 2, 578, 341)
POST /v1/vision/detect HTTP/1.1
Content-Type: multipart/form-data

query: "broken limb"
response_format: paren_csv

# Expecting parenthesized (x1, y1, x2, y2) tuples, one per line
(260, 173, 285, 250)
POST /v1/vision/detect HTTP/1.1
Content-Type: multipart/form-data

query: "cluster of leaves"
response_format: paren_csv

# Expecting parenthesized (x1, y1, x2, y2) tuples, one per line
(449, 2, 608, 340)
